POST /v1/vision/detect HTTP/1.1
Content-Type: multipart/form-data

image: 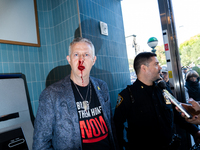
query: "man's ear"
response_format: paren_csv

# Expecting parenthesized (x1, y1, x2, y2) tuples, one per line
(140, 64, 147, 72)
(66, 56, 70, 64)
(92, 56, 97, 65)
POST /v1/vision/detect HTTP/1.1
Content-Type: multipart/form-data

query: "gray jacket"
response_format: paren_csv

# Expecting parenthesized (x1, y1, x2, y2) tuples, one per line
(33, 75, 117, 150)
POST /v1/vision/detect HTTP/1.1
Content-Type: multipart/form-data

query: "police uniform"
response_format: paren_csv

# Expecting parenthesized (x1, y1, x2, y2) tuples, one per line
(114, 79, 199, 150)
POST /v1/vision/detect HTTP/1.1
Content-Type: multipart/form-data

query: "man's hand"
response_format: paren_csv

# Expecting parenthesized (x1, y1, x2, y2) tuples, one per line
(188, 99, 200, 111)
(175, 99, 200, 125)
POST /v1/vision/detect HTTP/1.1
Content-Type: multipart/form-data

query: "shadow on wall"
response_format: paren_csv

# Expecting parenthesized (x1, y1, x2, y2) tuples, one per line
(46, 65, 71, 87)
(45, 19, 115, 96)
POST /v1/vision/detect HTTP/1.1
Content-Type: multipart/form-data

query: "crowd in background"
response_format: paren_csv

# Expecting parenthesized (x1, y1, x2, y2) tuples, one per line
(162, 66, 200, 126)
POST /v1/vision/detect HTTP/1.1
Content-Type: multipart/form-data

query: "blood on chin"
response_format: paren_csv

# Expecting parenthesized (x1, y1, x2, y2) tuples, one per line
(78, 66, 85, 84)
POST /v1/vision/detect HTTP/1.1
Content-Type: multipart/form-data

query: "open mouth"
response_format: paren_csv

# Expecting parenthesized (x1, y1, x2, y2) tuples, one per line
(78, 65, 85, 71)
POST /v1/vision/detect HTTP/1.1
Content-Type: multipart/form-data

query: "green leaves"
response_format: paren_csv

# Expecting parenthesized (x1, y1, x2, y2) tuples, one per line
(180, 34, 200, 66)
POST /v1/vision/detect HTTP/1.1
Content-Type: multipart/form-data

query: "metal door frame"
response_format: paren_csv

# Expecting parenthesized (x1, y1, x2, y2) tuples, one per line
(157, 0, 192, 149)
(157, 0, 185, 102)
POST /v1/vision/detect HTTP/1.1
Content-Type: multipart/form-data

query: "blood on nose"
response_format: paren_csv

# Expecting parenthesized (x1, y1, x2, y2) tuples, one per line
(78, 60, 85, 85)
(78, 60, 85, 71)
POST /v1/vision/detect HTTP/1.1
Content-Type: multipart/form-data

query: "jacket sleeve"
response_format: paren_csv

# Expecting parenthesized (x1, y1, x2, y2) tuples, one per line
(99, 80, 119, 150)
(110, 101, 120, 150)
(32, 89, 54, 150)
(184, 87, 189, 103)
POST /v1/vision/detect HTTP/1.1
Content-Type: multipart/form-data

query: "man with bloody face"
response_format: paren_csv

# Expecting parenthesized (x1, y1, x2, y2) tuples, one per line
(66, 38, 96, 86)
(33, 37, 118, 150)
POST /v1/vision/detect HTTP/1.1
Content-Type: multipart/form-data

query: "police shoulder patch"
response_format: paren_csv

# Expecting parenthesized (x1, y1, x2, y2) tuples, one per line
(116, 94, 123, 108)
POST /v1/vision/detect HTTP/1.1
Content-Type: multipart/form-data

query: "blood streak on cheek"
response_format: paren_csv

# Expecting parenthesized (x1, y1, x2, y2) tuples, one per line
(78, 60, 85, 84)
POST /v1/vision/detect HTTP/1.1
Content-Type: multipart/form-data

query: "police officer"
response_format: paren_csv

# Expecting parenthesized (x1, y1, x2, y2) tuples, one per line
(114, 52, 200, 150)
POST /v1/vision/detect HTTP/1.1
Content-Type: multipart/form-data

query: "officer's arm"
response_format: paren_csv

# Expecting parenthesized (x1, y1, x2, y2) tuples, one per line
(114, 93, 130, 150)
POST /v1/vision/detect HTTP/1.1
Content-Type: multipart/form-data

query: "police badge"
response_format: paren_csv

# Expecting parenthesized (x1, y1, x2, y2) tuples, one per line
(116, 95, 123, 108)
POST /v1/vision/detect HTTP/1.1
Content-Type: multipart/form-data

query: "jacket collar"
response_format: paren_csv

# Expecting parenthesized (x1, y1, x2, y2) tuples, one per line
(62, 75, 107, 103)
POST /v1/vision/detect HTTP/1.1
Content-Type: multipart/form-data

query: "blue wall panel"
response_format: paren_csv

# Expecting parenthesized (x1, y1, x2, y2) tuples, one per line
(0, 0, 130, 116)
(78, 0, 130, 111)
(0, 0, 79, 116)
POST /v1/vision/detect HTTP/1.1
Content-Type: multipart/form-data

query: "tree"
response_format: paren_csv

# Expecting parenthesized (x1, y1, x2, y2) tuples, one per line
(179, 34, 200, 66)
(156, 45, 167, 66)
(192, 66, 200, 76)
(191, 37, 200, 65)
(128, 58, 134, 72)
(180, 45, 192, 67)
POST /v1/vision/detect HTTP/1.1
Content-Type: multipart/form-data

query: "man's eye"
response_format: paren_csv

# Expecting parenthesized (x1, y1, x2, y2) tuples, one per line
(74, 54, 78, 56)
(85, 54, 89, 56)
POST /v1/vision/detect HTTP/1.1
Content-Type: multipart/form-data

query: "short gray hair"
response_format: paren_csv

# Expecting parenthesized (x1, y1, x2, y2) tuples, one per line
(69, 37, 95, 58)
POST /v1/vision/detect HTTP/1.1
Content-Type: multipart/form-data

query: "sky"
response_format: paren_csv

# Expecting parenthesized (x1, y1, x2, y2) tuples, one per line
(121, 0, 200, 59)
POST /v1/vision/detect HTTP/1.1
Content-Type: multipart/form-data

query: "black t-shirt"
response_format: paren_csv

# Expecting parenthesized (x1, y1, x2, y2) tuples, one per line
(71, 80, 111, 150)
